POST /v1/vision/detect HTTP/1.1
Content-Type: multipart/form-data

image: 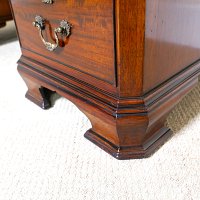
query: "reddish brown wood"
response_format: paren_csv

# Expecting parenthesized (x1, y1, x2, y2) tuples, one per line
(115, 0, 146, 97)
(10, 0, 200, 159)
(11, 0, 116, 85)
(20, 73, 54, 109)
(0, 0, 12, 27)
(144, 0, 200, 93)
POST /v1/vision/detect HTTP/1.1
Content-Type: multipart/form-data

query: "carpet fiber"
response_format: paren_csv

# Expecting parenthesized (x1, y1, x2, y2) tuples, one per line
(0, 22, 200, 200)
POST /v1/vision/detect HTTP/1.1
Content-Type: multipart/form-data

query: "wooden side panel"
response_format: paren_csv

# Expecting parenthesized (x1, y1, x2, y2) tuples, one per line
(115, 0, 146, 97)
(144, 0, 200, 93)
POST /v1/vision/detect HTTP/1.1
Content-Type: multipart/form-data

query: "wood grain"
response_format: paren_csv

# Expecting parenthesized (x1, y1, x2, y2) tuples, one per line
(11, 0, 116, 85)
(10, 0, 200, 159)
(144, 0, 200, 92)
(115, 0, 146, 97)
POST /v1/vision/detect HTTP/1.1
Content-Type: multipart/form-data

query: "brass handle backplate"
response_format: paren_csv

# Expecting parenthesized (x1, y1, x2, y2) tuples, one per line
(32, 15, 71, 51)
(42, 0, 53, 4)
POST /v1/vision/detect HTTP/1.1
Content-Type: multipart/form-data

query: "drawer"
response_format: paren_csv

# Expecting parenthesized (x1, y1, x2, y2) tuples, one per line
(11, 0, 116, 85)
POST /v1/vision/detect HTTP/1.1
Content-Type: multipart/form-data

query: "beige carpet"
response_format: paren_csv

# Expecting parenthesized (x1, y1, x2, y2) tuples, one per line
(0, 21, 200, 200)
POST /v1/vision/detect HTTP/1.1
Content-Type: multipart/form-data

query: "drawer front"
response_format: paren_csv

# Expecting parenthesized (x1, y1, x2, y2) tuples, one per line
(11, 0, 116, 85)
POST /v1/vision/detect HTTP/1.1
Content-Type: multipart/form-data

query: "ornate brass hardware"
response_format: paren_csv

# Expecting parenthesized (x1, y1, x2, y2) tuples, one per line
(42, 0, 53, 4)
(32, 15, 71, 51)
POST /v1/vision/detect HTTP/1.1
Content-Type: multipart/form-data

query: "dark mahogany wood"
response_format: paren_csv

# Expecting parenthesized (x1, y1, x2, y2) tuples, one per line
(0, 0, 12, 27)
(20, 71, 53, 109)
(10, 0, 116, 85)
(10, 0, 200, 159)
(144, 0, 200, 93)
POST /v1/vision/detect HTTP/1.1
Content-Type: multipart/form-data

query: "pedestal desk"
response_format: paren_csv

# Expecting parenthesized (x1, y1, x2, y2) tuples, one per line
(9, 0, 200, 159)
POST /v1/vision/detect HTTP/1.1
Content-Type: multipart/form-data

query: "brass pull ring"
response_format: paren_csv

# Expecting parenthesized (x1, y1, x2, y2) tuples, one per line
(33, 15, 71, 51)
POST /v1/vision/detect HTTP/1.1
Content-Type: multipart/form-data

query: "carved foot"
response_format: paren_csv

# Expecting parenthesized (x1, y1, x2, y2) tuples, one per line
(85, 128, 172, 160)
(25, 86, 53, 109)
(82, 106, 173, 160)
(18, 65, 54, 109)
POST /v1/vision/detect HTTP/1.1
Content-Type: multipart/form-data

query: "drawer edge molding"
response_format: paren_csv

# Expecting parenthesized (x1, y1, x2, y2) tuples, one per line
(22, 48, 115, 86)
(18, 55, 200, 116)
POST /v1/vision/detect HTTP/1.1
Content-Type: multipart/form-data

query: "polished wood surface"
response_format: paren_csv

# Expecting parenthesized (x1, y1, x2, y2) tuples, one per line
(115, 0, 145, 96)
(144, 0, 200, 93)
(11, 0, 116, 85)
(0, 0, 12, 27)
(10, 0, 200, 159)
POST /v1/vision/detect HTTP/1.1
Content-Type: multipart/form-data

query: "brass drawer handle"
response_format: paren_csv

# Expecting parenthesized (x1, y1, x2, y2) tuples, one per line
(42, 0, 53, 4)
(32, 15, 71, 51)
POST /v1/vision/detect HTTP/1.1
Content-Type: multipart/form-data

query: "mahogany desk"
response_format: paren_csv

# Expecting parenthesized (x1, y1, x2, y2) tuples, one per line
(9, 0, 200, 159)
